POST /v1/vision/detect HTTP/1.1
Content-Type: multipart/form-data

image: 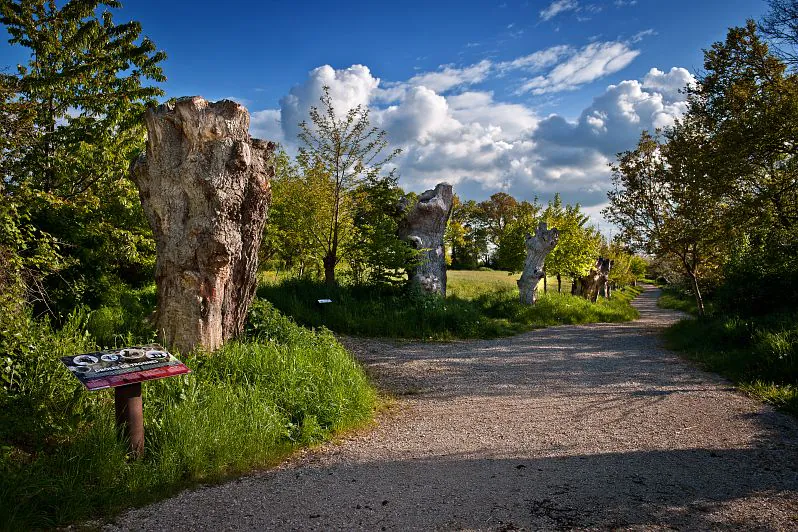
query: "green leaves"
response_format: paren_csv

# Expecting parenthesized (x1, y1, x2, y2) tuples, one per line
(0, 0, 165, 317)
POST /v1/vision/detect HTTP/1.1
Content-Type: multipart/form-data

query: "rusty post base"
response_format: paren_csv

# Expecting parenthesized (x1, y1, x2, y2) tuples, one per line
(115, 382, 144, 459)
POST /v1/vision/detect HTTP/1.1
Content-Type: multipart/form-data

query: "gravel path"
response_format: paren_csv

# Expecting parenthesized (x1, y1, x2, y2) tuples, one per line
(108, 286, 798, 531)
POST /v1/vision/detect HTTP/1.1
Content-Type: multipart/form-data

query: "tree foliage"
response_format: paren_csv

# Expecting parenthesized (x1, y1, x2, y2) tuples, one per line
(297, 86, 402, 285)
(0, 0, 166, 315)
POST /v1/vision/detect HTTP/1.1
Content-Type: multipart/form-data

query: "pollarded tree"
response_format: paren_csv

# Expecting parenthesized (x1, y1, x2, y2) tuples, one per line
(297, 86, 400, 285)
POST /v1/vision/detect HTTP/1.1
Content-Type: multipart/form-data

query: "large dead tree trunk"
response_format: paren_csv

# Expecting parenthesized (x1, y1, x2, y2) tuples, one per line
(131, 96, 274, 353)
(399, 183, 454, 296)
(517, 222, 559, 305)
(573, 258, 613, 303)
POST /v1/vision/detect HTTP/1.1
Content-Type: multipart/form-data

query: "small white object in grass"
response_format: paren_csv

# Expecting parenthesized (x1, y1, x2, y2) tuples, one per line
(317, 299, 333, 304)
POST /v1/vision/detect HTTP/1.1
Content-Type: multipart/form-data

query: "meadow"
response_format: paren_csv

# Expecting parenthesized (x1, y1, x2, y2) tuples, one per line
(258, 270, 639, 340)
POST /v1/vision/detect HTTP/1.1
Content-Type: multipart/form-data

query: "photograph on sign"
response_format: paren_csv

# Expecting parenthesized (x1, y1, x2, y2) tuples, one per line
(61, 344, 190, 391)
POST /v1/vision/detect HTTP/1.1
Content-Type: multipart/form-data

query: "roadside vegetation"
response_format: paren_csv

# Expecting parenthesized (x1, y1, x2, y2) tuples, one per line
(605, 13, 798, 417)
(0, 300, 376, 530)
(659, 289, 798, 417)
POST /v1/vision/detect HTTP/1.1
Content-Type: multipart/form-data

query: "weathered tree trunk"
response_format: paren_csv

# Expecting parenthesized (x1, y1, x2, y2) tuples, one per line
(131, 96, 274, 353)
(573, 258, 613, 303)
(517, 222, 559, 305)
(399, 183, 454, 296)
(323, 253, 336, 286)
(557, 273, 562, 293)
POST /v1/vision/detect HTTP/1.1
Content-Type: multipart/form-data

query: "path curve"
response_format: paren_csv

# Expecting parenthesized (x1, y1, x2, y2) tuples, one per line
(108, 286, 798, 530)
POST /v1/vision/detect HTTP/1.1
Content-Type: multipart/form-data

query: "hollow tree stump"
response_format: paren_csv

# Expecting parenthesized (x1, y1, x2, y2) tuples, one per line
(517, 222, 559, 305)
(131, 97, 274, 353)
(399, 183, 454, 296)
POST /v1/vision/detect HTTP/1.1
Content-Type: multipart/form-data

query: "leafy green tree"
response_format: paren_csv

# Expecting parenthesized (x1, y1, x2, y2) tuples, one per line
(604, 129, 729, 315)
(0, 0, 166, 313)
(494, 200, 541, 272)
(694, 20, 798, 233)
(348, 178, 419, 286)
(445, 196, 490, 269)
(297, 86, 400, 285)
(542, 195, 602, 293)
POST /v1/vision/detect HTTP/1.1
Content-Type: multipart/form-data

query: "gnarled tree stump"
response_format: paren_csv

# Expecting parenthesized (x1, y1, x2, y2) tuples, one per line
(517, 222, 559, 305)
(131, 96, 274, 353)
(399, 183, 454, 296)
(572, 257, 613, 303)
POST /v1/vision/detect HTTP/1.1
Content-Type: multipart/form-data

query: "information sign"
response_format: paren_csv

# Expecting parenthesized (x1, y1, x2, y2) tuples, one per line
(61, 344, 190, 391)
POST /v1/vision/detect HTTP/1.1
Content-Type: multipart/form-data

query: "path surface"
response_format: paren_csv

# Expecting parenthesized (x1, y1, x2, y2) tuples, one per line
(108, 287, 798, 530)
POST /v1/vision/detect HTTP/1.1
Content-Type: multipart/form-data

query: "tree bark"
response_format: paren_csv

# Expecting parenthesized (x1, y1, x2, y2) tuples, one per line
(688, 270, 705, 316)
(557, 273, 562, 293)
(517, 222, 559, 305)
(399, 183, 454, 296)
(131, 96, 274, 353)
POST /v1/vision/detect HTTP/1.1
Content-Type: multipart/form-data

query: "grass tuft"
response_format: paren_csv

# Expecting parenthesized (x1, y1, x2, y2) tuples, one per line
(663, 310, 798, 416)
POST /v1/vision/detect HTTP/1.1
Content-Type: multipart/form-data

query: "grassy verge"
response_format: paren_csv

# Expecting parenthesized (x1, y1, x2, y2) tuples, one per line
(258, 272, 640, 340)
(0, 301, 376, 530)
(659, 290, 797, 416)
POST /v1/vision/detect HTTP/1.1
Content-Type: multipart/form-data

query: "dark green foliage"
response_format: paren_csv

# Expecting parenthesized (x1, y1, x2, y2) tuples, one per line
(715, 230, 798, 317)
(348, 177, 420, 286)
(0, 0, 165, 318)
(257, 277, 640, 340)
(0, 302, 376, 530)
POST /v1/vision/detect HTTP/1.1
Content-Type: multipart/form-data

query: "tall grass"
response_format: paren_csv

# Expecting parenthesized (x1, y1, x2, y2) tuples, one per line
(0, 302, 376, 530)
(660, 290, 798, 416)
(258, 274, 640, 340)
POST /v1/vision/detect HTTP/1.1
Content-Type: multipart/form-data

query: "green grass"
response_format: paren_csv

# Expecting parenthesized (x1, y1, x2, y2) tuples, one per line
(0, 302, 376, 530)
(258, 271, 640, 340)
(662, 308, 798, 417)
(657, 286, 702, 315)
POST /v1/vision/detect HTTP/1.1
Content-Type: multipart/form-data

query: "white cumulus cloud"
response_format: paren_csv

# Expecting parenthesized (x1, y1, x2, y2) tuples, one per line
(252, 62, 694, 212)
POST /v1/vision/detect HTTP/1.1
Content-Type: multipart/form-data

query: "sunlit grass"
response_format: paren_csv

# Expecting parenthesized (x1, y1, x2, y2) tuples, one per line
(0, 303, 376, 530)
(258, 271, 639, 340)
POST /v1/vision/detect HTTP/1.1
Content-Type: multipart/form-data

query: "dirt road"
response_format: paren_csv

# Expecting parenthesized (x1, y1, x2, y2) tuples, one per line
(108, 286, 798, 530)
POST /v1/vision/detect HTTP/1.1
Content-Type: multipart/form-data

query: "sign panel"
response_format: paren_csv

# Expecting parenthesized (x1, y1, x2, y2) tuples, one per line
(61, 344, 190, 391)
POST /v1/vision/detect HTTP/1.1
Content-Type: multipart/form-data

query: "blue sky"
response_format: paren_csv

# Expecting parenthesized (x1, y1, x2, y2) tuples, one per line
(0, 0, 770, 228)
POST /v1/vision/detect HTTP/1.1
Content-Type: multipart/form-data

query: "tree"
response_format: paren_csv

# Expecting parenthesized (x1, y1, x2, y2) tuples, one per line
(445, 196, 489, 269)
(0, 0, 166, 314)
(261, 151, 332, 277)
(604, 129, 729, 315)
(695, 21, 798, 233)
(541, 194, 601, 293)
(349, 177, 419, 286)
(761, 0, 798, 67)
(297, 86, 400, 285)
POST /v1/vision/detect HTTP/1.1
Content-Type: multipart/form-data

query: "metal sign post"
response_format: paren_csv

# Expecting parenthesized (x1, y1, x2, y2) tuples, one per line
(61, 345, 190, 459)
